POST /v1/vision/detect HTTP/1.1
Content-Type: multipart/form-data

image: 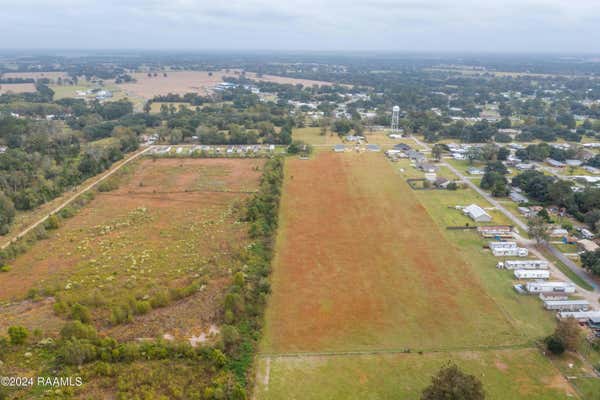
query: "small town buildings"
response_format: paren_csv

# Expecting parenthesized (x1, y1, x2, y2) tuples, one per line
(417, 161, 438, 173)
(565, 159, 583, 167)
(464, 204, 492, 222)
(516, 163, 535, 170)
(333, 144, 345, 153)
(543, 300, 590, 312)
(526, 281, 576, 294)
(550, 228, 568, 238)
(514, 269, 550, 280)
(497, 259, 549, 269)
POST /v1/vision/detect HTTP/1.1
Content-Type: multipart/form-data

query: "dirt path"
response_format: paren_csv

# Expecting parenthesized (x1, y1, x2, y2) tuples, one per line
(0, 146, 152, 250)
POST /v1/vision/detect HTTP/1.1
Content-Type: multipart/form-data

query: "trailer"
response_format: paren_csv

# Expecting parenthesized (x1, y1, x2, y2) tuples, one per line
(497, 259, 549, 270)
(557, 311, 600, 322)
(514, 269, 550, 279)
(539, 293, 569, 301)
(489, 241, 518, 250)
(526, 281, 576, 294)
(544, 300, 590, 312)
(492, 247, 528, 257)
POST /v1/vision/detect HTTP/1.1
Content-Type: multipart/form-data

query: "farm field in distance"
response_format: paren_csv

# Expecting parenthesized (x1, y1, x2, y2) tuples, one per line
(257, 151, 571, 399)
(0, 157, 264, 344)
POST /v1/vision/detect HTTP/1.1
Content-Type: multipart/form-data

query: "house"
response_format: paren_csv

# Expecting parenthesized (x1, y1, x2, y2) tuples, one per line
(467, 167, 484, 175)
(516, 163, 535, 170)
(417, 162, 438, 173)
(333, 144, 345, 153)
(546, 158, 566, 168)
(581, 228, 595, 239)
(497, 259, 549, 270)
(393, 143, 411, 151)
(452, 153, 466, 160)
(526, 281, 576, 294)
(406, 150, 425, 161)
(434, 177, 450, 188)
(543, 300, 590, 312)
(365, 144, 381, 152)
(514, 269, 550, 280)
(577, 239, 599, 252)
(477, 225, 513, 238)
(550, 228, 568, 237)
(584, 166, 600, 174)
(510, 191, 528, 203)
(463, 204, 492, 222)
(565, 159, 583, 167)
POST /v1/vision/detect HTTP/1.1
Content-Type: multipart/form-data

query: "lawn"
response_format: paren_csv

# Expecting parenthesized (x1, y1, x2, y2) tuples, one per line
(255, 348, 575, 400)
(262, 152, 522, 354)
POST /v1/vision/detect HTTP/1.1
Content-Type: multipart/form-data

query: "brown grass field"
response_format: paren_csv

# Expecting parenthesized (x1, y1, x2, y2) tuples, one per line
(117, 70, 235, 99)
(0, 83, 36, 94)
(0, 158, 263, 341)
(262, 152, 518, 353)
(244, 72, 338, 87)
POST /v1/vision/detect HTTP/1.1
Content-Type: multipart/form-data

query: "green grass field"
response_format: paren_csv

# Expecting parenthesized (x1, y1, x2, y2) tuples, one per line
(256, 348, 575, 400)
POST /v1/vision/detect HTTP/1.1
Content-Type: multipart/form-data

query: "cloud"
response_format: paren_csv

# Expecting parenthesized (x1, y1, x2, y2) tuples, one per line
(0, 0, 599, 52)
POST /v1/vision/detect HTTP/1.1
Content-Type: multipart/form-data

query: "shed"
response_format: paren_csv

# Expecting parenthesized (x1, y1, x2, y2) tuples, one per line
(464, 204, 492, 222)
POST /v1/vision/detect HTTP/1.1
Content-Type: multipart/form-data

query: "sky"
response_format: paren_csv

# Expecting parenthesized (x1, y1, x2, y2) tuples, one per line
(1, 0, 600, 53)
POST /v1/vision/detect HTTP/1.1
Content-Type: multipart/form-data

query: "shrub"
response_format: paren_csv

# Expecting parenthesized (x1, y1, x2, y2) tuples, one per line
(45, 214, 60, 230)
(60, 321, 98, 340)
(545, 335, 565, 355)
(134, 300, 151, 315)
(7, 326, 28, 345)
(70, 303, 92, 323)
(58, 338, 97, 365)
(110, 306, 132, 325)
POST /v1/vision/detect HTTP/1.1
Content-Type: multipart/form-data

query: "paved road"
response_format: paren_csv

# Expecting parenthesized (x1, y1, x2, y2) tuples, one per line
(1, 146, 152, 250)
(409, 135, 599, 295)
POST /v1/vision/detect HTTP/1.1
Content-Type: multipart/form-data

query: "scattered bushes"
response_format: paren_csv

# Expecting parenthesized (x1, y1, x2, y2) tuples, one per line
(7, 326, 28, 345)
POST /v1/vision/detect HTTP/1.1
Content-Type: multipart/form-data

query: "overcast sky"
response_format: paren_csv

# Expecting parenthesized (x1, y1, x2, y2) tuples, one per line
(1, 0, 600, 52)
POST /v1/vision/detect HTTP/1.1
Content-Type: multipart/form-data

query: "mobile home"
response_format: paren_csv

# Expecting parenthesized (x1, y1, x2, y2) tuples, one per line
(497, 260, 549, 270)
(557, 311, 600, 322)
(492, 247, 528, 257)
(544, 300, 590, 312)
(526, 281, 576, 294)
(514, 269, 550, 280)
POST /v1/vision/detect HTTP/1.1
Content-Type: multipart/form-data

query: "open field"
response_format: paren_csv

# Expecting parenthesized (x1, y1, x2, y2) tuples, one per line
(0, 158, 263, 342)
(0, 83, 36, 94)
(292, 127, 341, 146)
(263, 152, 523, 354)
(117, 70, 233, 99)
(244, 72, 339, 87)
(258, 151, 570, 399)
(255, 348, 575, 400)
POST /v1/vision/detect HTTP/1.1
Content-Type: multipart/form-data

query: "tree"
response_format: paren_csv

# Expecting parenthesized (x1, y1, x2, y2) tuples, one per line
(0, 192, 16, 235)
(432, 144, 444, 161)
(421, 363, 485, 400)
(555, 317, 582, 352)
(527, 215, 549, 245)
(545, 335, 565, 355)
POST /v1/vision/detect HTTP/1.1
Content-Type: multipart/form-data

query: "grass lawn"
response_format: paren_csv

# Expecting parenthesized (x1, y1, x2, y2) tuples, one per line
(256, 348, 576, 400)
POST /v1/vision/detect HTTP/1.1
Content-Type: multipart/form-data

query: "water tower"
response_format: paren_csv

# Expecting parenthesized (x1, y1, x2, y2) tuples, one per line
(391, 105, 400, 133)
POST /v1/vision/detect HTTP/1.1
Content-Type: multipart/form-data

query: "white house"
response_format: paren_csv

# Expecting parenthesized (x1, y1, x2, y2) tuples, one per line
(464, 204, 492, 222)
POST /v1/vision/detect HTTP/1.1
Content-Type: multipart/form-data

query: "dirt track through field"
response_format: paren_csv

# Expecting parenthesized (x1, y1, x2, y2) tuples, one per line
(263, 152, 517, 353)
